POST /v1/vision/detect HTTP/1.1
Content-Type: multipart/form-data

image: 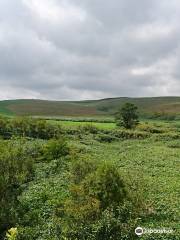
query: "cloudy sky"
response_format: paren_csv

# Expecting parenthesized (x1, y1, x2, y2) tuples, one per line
(0, 0, 180, 100)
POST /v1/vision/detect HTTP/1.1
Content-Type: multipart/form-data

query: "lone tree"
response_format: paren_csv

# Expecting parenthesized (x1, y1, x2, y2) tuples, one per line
(115, 102, 139, 129)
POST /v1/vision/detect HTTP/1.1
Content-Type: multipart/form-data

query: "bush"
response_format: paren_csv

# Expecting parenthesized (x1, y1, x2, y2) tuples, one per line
(95, 129, 149, 141)
(58, 161, 143, 239)
(113, 130, 149, 139)
(70, 156, 98, 184)
(0, 140, 34, 238)
(0, 116, 11, 138)
(0, 117, 63, 140)
(0, 117, 7, 135)
(79, 124, 99, 134)
(137, 123, 166, 133)
(27, 119, 62, 139)
(84, 163, 127, 209)
(42, 139, 70, 161)
(155, 132, 180, 141)
(96, 134, 118, 143)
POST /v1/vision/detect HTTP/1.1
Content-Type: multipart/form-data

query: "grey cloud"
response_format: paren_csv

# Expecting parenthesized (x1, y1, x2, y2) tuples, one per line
(0, 0, 180, 100)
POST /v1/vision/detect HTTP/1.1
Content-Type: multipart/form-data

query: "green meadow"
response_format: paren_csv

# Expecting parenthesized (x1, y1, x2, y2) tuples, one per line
(48, 119, 116, 130)
(0, 115, 179, 239)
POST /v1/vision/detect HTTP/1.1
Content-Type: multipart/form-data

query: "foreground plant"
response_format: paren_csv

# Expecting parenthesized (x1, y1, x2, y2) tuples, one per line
(6, 227, 18, 240)
(57, 161, 142, 239)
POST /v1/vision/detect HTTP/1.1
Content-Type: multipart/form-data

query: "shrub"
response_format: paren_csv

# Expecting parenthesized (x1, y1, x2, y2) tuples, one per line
(27, 119, 61, 139)
(0, 140, 34, 238)
(58, 161, 142, 239)
(70, 156, 98, 184)
(8, 118, 29, 137)
(113, 130, 149, 139)
(0, 116, 11, 138)
(96, 134, 118, 143)
(0, 117, 7, 135)
(137, 123, 166, 133)
(154, 132, 180, 141)
(79, 124, 99, 134)
(42, 139, 70, 161)
(0, 117, 63, 140)
(84, 163, 127, 209)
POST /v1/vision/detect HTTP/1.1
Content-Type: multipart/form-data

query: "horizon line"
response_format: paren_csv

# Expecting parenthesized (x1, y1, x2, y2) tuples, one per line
(0, 96, 180, 102)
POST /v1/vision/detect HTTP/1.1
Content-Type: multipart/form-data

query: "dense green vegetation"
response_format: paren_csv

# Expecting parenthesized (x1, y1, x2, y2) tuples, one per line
(0, 116, 179, 239)
(0, 97, 180, 119)
(115, 103, 139, 129)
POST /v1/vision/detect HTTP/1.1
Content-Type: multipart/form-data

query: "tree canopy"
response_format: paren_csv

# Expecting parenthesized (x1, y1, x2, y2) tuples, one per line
(115, 103, 139, 129)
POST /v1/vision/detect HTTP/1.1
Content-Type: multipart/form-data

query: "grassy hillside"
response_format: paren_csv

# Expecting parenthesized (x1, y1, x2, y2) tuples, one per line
(0, 97, 180, 118)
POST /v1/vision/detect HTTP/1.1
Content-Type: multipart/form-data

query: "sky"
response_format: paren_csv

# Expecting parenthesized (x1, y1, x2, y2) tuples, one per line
(0, 0, 180, 100)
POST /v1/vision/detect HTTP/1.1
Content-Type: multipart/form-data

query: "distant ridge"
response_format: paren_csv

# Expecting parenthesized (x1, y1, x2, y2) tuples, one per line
(0, 97, 180, 118)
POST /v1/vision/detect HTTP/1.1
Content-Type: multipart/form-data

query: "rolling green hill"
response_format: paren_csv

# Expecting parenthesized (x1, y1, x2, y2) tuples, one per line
(0, 97, 180, 119)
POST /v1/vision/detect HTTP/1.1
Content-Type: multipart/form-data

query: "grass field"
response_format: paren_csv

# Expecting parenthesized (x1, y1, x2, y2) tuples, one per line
(0, 116, 179, 239)
(70, 135, 180, 237)
(48, 119, 116, 130)
(48, 118, 180, 131)
(16, 132, 179, 239)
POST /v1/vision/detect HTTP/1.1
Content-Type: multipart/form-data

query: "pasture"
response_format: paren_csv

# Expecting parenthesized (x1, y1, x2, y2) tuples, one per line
(48, 119, 116, 130)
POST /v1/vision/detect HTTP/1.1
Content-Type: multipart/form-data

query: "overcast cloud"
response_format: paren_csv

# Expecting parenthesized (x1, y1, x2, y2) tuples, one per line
(0, 0, 180, 100)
